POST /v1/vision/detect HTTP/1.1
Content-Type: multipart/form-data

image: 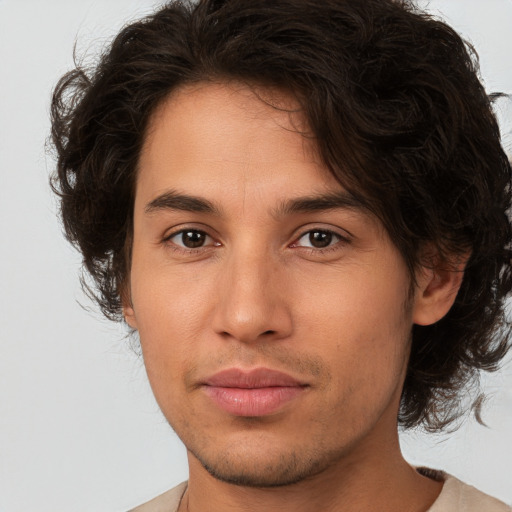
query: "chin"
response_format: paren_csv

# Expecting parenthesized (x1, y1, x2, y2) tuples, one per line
(189, 442, 341, 488)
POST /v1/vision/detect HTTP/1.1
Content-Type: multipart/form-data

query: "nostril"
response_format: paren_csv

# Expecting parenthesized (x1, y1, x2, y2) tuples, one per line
(262, 330, 275, 336)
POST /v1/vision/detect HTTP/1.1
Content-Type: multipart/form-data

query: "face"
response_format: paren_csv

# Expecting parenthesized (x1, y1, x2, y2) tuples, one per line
(125, 82, 423, 487)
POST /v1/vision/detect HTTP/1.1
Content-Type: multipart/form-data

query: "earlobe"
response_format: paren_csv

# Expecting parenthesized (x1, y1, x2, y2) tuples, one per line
(120, 278, 138, 329)
(123, 305, 138, 330)
(412, 255, 468, 326)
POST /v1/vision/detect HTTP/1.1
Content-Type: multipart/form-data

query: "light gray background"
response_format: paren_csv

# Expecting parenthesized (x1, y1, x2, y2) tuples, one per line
(0, 1, 511, 511)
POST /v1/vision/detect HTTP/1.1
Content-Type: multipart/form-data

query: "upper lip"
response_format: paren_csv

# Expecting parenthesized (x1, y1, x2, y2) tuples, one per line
(203, 368, 307, 388)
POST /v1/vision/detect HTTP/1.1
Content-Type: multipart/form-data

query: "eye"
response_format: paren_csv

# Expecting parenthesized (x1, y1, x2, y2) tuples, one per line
(167, 229, 215, 249)
(293, 229, 343, 249)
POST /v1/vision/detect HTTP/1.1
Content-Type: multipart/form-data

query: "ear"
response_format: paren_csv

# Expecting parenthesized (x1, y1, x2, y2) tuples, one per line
(123, 304, 138, 330)
(121, 284, 138, 330)
(412, 253, 469, 326)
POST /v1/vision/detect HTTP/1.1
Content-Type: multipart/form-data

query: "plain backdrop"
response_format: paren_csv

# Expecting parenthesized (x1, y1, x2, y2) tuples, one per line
(0, 1, 511, 510)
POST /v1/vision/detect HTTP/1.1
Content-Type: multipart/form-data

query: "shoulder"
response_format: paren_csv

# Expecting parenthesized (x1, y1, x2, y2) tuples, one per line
(428, 473, 511, 512)
(128, 481, 188, 512)
(126, 475, 511, 512)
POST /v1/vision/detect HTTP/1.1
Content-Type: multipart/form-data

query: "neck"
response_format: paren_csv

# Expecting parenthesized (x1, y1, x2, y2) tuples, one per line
(180, 433, 442, 512)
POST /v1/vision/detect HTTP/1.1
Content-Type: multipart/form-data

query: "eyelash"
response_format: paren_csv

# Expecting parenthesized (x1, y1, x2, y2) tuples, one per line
(290, 229, 348, 255)
(162, 229, 219, 255)
(162, 227, 350, 256)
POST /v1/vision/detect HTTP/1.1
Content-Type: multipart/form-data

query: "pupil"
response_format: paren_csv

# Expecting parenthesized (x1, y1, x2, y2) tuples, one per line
(182, 231, 205, 248)
(309, 231, 332, 248)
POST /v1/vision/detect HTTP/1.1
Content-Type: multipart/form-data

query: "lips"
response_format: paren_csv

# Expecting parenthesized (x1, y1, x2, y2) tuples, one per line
(202, 368, 308, 417)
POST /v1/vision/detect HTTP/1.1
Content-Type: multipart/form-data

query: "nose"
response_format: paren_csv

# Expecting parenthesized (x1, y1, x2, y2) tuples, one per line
(211, 249, 293, 344)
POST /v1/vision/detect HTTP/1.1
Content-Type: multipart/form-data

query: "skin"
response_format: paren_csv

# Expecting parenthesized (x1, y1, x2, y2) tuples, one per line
(124, 81, 464, 512)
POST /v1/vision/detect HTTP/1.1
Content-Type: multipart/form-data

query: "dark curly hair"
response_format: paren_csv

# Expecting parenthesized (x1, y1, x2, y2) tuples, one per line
(50, 0, 512, 430)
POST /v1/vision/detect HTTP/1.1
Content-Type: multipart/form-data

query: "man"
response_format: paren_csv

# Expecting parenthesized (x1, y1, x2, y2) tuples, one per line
(50, 0, 512, 510)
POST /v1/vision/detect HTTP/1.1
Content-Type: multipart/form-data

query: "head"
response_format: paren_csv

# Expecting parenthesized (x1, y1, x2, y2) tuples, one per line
(51, 0, 512, 484)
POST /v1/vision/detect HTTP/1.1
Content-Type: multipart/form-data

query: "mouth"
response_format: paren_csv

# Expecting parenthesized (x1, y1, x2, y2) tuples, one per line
(201, 367, 309, 417)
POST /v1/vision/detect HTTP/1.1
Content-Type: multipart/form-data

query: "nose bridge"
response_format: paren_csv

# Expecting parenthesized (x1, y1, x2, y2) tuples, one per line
(212, 240, 291, 343)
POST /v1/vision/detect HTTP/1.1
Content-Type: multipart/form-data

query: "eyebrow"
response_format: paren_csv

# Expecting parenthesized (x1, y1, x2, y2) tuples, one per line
(272, 191, 366, 218)
(144, 189, 366, 218)
(145, 190, 221, 215)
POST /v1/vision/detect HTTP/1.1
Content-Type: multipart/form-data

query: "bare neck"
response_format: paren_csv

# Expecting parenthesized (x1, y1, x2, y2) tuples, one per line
(180, 434, 442, 512)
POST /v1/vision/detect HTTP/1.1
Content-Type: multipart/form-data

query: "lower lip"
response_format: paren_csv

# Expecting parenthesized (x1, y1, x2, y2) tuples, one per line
(203, 386, 305, 416)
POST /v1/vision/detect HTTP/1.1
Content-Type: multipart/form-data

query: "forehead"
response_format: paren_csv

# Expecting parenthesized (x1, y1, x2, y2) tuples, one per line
(133, 80, 390, 253)
(137, 81, 342, 200)
(145, 80, 309, 147)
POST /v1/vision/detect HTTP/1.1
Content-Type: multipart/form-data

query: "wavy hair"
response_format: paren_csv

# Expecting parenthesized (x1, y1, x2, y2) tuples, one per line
(50, 0, 512, 430)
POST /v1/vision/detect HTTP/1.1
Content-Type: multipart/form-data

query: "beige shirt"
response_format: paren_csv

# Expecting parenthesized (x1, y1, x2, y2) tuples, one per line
(129, 475, 511, 511)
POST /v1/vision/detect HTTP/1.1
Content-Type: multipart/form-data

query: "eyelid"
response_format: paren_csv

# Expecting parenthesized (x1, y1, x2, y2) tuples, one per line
(294, 230, 341, 247)
(160, 223, 351, 254)
(288, 226, 352, 258)
(162, 222, 218, 240)
(162, 225, 221, 251)
(290, 225, 352, 245)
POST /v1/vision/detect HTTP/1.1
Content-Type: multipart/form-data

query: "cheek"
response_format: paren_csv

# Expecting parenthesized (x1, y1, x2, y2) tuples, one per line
(129, 262, 214, 395)
(130, 251, 215, 335)
(295, 259, 411, 344)
(294, 262, 412, 396)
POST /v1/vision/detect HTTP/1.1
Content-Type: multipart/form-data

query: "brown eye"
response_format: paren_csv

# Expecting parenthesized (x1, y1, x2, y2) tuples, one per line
(309, 230, 333, 248)
(181, 230, 206, 248)
(168, 229, 212, 249)
(294, 229, 343, 250)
